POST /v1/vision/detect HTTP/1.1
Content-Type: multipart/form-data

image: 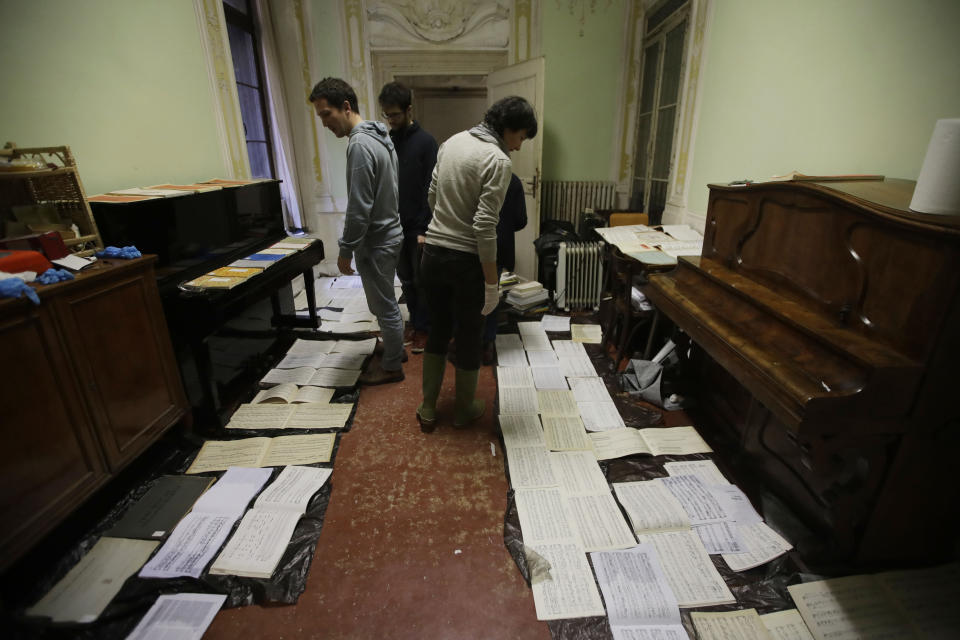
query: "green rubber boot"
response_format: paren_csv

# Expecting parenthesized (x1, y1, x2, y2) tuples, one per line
(453, 367, 485, 428)
(417, 352, 446, 432)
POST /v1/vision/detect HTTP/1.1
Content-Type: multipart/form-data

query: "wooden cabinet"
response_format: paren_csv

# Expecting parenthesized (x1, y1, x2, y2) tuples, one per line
(0, 257, 188, 570)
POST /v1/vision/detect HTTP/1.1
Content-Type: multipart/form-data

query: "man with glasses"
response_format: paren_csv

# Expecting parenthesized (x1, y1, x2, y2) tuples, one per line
(378, 81, 438, 355)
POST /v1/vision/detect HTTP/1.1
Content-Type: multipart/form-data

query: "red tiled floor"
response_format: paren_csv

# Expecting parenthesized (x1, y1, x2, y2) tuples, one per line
(204, 355, 549, 640)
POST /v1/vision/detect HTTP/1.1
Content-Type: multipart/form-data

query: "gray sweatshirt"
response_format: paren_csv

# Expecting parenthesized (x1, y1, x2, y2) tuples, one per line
(339, 120, 403, 260)
(426, 123, 512, 263)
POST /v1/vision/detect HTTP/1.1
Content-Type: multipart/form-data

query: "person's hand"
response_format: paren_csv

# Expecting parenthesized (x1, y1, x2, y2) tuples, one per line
(337, 256, 355, 275)
(481, 282, 500, 315)
(417, 234, 426, 246)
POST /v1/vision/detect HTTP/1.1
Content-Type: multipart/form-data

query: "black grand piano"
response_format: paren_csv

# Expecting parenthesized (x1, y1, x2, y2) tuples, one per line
(643, 178, 960, 566)
(91, 180, 323, 424)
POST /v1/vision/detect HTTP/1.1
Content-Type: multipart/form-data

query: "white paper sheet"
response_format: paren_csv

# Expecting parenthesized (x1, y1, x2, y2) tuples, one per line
(305, 367, 360, 387)
(499, 386, 540, 415)
(190, 467, 272, 517)
(527, 543, 606, 620)
(254, 466, 332, 511)
(664, 460, 729, 486)
(788, 575, 915, 640)
(691, 609, 772, 640)
(331, 337, 377, 354)
(613, 480, 690, 534)
(558, 355, 599, 378)
(568, 377, 612, 403)
(497, 347, 530, 367)
(497, 366, 536, 388)
(551, 340, 588, 357)
(532, 366, 569, 390)
(563, 492, 637, 551)
(541, 315, 572, 332)
(526, 349, 559, 366)
(541, 415, 593, 451)
(522, 333, 554, 351)
(635, 530, 735, 607)
(209, 509, 303, 578)
(694, 522, 746, 554)
(610, 626, 689, 640)
(590, 544, 681, 627)
(139, 513, 235, 579)
(641, 426, 712, 455)
(495, 334, 524, 350)
(260, 367, 315, 386)
(660, 475, 730, 526)
(660, 225, 702, 242)
(759, 609, 815, 640)
(518, 321, 548, 335)
(549, 451, 609, 496)
(499, 414, 547, 450)
(538, 390, 580, 417)
(591, 429, 652, 459)
(578, 401, 627, 431)
(514, 487, 579, 544)
(571, 324, 603, 343)
(125, 593, 227, 640)
(507, 445, 558, 488)
(282, 404, 353, 429)
(721, 522, 792, 571)
(710, 484, 762, 524)
(875, 563, 960, 639)
(27, 537, 159, 623)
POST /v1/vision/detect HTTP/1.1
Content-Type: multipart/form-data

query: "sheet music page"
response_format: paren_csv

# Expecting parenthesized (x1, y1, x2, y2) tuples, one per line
(332, 275, 363, 288)
(139, 512, 235, 578)
(570, 324, 603, 344)
(225, 404, 293, 429)
(639, 426, 712, 455)
(759, 609, 815, 640)
(506, 445, 558, 488)
(664, 459, 729, 485)
(579, 401, 627, 431)
(710, 484, 762, 524)
(261, 367, 316, 386)
(691, 610, 772, 640)
(499, 414, 547, 450)
(661, 224, 701, 242)
(125, 593, 227, 640)
(496, 333, 524, 350)
(191, 467, 272, 517)
(612, 479, 690, 534)
(276, 352, 326, 369)
(306, 367, 360, 388)
(290, 386, 335, 404)
(522, 333, 554, 351)
(317, 352, 367, 370)
(497, 366, 536, 388)
(497, 347, 530, 367)
(788, 575, 915, 640)
(518, 321, 547, 335)
(549, 451, 609, 496)
(320, 320, 379, 334)
(261, 433, 336, 466)
(526, 542, 606, 620)
(526, 349, 559, 366)
(591, 428, 652, 460)
(26, 537, 159, 623)
(564, 492, 637, 551)
(875, 563, 960, 638)
(541, 415, 593, 451)
(694, 522, 746, 554)
(514, 487, 579, 544)
(660, 475, 730, 525)
(186, 438, 269, 474)
(208, 508, 303, 578)
(255, 465, 333, 511)
(634, 231, 675, 245)
(538, 390, 580, 417)
(337, 310, 377, 324)
(610, 626, 689, 640)
(532, 366, 569, 390)
(558, 355, 599, 378)
(499, 387, 540, 414)
(594, 227, 645, 252)
(551, 340, 588, 357)
(568, 377, 611, 403)
(658, 240, 704, 258)
(636, 530, 735, 607)
(252, 383, 300, 404)
(541, 315, 571, 332)
(589, 544, 681, 627)
(284, 404, 353, 429)
(721, 522, 793, 571)
(331, 337, 377, 354)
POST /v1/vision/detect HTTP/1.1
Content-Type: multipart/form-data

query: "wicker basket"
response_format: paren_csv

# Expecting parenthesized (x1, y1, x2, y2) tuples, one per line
(0, 144, 104, 256)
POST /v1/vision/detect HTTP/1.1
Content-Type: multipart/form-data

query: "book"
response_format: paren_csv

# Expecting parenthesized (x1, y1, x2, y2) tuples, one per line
(208, 466, 333, 578)
(590, 426, 712, 459)
(107, 187, 193, 198)
(184, 434, 337, 474)
(106, 475, 214, 540)
(210, 266, 263, 278)
(181, 275, 246, 290)
(126, 594, 226, 640)
(87, 194, 157, 203)
(147, 183, 223, 193)
(225, 402, 353, 430)
(765, 171, 884, 182)
(259, 366, 360, 388)
(252, 383, 335, 404)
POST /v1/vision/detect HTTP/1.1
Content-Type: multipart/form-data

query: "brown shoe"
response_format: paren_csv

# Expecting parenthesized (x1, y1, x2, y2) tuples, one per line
(410, 331, 428, 354)
(358, 365, 405, 386)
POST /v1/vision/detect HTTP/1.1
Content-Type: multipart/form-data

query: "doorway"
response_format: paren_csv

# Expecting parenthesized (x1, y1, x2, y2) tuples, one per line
(397, 74, 487, 146)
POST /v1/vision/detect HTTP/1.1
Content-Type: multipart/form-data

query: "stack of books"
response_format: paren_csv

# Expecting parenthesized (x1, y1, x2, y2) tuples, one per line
(506, 281, 549, 311)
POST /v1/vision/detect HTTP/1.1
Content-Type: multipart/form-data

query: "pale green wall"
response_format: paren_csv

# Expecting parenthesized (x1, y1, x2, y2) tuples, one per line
(686, 0, 960, 217)
(0, 0, 227, 196)
(540, 0, 624, 181)
(309, 0, 348, 199)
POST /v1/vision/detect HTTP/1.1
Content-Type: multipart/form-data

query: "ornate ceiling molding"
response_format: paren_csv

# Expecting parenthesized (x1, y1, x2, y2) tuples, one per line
(366, 0, 511, 48)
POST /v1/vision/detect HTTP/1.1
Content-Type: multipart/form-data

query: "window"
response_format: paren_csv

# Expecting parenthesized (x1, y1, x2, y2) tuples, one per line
(223, 0, 275, 179)
(630, 0, 689, 224)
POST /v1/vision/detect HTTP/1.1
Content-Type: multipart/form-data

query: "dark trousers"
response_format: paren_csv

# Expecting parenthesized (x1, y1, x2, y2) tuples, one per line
(421, 244, 484, 370)
(397, 233, 429, 332)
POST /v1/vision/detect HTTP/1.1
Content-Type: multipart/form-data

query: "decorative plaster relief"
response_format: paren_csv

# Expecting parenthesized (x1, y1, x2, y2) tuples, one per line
(366, 0, 511, 48)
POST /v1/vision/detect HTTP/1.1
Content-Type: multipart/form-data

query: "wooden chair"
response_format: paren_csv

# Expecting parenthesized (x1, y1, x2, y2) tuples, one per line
(608, 212, 648, 227)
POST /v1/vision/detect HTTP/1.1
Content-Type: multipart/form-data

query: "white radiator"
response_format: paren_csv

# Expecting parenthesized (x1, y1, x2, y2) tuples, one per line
(556, 242, 604, 311)
(541, 180, 617, 228)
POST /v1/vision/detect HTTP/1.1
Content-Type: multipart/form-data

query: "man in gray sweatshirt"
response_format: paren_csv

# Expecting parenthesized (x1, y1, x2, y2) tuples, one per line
(310, 77, 405, 385)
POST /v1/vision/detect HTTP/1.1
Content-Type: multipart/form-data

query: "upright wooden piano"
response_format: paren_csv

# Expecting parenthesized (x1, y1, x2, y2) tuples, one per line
(644, 179, 960, 565)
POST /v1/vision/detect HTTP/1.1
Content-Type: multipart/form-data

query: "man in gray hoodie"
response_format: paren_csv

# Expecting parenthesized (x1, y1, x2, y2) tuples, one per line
(310, 77, 405, 385)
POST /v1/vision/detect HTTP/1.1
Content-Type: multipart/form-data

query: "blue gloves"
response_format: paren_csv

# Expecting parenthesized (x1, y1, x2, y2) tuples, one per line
(0, 277, 40, 304)
(36, 268, 75, 285)
(96, 245, 142, 259)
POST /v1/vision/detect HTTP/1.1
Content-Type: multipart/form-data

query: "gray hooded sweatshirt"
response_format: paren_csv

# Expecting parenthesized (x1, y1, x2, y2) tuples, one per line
(339, 120, 403, 260)
(426, 123, 512, 264)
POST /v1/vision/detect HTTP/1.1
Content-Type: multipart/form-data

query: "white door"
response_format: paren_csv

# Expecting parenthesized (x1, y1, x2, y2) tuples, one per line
(487, 57, 544, 281)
